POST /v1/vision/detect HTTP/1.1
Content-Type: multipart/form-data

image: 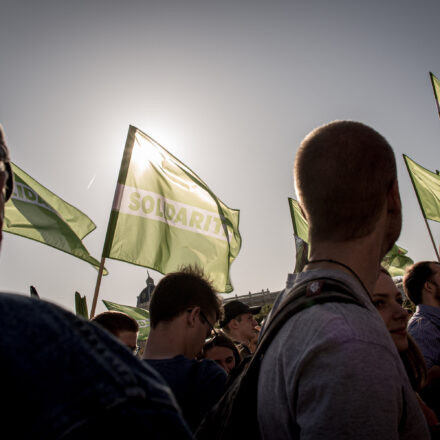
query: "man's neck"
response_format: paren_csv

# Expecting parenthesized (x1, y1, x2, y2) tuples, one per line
(306, 237, 384, 296)
(143, 325, 188, 360)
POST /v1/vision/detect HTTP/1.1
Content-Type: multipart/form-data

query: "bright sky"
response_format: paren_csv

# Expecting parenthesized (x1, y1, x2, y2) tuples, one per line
(1, 0, 440, 314)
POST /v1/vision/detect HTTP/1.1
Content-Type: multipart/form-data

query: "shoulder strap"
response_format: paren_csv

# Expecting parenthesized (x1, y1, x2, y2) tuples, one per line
(195, 278, 366, 440)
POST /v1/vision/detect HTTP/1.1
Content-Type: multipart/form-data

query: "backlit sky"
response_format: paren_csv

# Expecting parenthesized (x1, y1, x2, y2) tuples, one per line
(1, 0, 440, 314)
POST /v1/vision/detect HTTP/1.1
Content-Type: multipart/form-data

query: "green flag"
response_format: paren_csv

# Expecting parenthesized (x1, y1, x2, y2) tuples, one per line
(102, 126, 241, 292)
(288, 198, 308, 242)
(103, 300, 150, 341)
(75, 292, 89, 319)
(288, 198, 309, 272)
(288, 197, 412, 275)
(430, 72, 440, 118)
(403, 154, 440, 223)
(4, 163, 106, 272)
(382, 244, 414, 277)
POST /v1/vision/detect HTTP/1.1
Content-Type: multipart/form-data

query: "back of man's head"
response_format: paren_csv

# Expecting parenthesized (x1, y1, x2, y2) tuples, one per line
(294, 120, 397, 242)
(403, 261, 440, 305)
(149, 266, 221, 328)
(91, 311, 139, 336)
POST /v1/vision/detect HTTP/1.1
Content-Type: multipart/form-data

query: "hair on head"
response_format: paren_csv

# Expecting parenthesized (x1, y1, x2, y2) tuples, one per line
(294, 120, 397, 242)
(149, 265, 222, 328)
(91, 311, 139, 336)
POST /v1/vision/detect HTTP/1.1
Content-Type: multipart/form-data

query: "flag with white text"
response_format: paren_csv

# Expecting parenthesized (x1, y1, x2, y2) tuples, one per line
(103, 300, 151, 341)
(4, 163, 104, 272)
(102, 126, 241, 292)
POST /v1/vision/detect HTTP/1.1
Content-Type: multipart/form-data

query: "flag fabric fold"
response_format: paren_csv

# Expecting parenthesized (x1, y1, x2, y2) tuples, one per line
(381, 244, 414, 277)
(103, 300, 150, 341)
(4, 163, 105, 272)
(403, 154, 440, 223)
(102, 126, 241, 292)
(430, 72, 440, 118)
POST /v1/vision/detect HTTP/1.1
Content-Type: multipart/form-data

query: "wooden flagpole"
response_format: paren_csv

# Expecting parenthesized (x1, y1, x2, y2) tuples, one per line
(90, 256, 106, 318)
(403, 154, 440, 262)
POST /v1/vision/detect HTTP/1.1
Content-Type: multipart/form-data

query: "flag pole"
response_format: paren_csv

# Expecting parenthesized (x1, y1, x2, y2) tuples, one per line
(403, 154, 440, 262)
(89, 126, 136, 318)
(90, 256, 106, 318)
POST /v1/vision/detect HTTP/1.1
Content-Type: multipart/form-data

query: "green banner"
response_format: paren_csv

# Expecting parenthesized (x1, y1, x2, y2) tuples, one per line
(288, 197, 412, 276)
(4, 163, 105, 272)
(404, 154, 440, 223)
(103, 300, 150, 341)
(381, 244, 414, 277)
(103, 126, 241, 292)
(75, 292, 89, 319)
(288, 198, 308, 243)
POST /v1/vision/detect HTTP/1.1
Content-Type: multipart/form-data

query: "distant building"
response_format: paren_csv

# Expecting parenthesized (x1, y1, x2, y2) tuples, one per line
(137, 272, 155, 309)
(223, 288, 281, 308)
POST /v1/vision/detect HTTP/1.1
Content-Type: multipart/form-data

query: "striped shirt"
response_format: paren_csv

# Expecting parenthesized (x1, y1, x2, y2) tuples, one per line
(408, 304, 440, 369)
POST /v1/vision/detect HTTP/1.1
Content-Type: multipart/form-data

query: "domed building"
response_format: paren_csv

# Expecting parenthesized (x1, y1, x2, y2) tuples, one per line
(136, 272, 155, 310)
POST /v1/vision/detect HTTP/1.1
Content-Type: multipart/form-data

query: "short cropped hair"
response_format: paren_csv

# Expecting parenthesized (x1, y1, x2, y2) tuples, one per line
(403, 261, 440, 305)
(149, 266, 222, 328)
(91, 311, 139, 336)
(294, 121, 397, 242)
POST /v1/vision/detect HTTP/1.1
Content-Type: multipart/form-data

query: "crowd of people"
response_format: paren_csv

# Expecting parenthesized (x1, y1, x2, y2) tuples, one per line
(2, 120, 440, 438)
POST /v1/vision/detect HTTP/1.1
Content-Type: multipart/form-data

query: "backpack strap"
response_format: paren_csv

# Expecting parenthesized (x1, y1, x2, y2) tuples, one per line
(195, 277, 366, 440)
(255, 278, 365, 360)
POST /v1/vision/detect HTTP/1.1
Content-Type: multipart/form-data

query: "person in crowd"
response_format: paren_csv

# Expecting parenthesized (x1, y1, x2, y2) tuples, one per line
(220, 300, 260, 357)
(0, 125, 193, 439)
(142, 266, 227, 431)
(248, 324, 261, 352)
(257, 120, 429, 439)
(198, 333, 241, 375)
(373, 267, 439, 431)
(404, 261, 440, 418)
(404, 262, 440, 374)
(92, 310, 140, 354)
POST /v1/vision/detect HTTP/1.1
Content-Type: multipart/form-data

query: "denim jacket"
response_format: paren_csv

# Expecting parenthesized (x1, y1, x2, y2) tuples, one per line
(0, 292, 193, 439)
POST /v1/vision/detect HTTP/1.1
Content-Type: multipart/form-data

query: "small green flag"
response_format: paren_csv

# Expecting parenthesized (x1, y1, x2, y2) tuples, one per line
(75, 292, 89, 319)
(103, 300, 150, 341)
(4, 163, 106, 273)
(430, 72, 440, 118)
(102, 126, 241, 292)
(288, 198, 308, 243)
(403, 155, 440, 223)
(382, 244, 414, 277)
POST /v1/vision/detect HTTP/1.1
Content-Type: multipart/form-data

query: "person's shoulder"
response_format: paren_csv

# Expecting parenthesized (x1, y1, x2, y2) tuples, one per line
(196, 358, 227, 379)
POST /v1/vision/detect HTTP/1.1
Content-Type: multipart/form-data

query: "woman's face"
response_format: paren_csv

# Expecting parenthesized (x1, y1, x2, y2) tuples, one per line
(372, 272, 409, 352)
(204, 345, 236, 374)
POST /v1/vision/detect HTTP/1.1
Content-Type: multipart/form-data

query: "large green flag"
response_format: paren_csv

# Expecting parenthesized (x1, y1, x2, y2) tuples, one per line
(430, 72, 440, 118)
(403, 154, 440, 223)
(103, 300, 150, 341)
(4, 163, 105, 272)
(288, 197, 412, 275)
(103, 126, 241, 292)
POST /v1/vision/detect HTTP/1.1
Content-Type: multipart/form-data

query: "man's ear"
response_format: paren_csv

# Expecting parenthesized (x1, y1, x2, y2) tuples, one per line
(424, 280, 434, 295)
(228, 318, 238, 330)
(186, 307, 200, 328)
(387, 179, 401, 214)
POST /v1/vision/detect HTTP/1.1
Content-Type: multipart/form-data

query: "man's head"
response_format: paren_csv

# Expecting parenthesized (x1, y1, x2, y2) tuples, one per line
(91, 311, 139, 354)
(403, 261, 440, 307)
(148, 266, 222, 358)
(220, 300, 260, 343)
(294, 121, 400, 251)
